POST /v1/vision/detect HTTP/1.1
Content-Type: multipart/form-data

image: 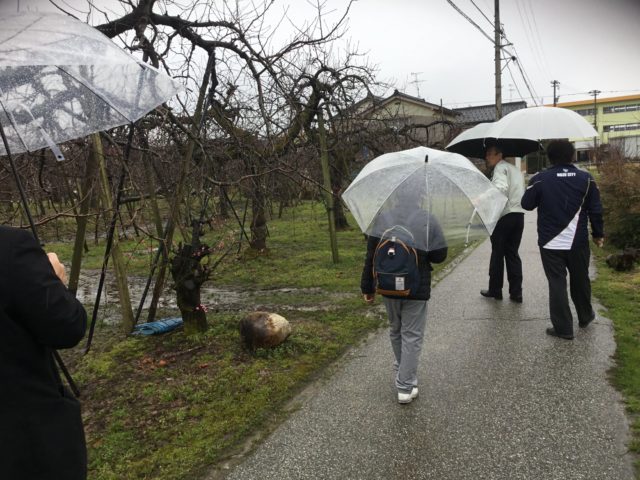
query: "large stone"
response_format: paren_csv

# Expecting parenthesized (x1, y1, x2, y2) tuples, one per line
(606, 248, 639, 272)
(239, 311, 292, 351)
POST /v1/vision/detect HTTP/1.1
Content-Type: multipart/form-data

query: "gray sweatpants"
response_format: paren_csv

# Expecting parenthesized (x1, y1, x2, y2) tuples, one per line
(382, 297, 428, 393)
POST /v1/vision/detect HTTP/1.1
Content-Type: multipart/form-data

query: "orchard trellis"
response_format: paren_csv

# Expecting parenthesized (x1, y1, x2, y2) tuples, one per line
(2, 0, 456, 336)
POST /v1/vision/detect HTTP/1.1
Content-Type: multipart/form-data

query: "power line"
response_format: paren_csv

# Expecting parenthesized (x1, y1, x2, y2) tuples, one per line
(512, 55, 539, 105)
(468, 0, 494, 27)
(504, 60, 526, 103)
(445, 0, 494, 43)
(446, 0, 540, 110)
(524, 0, 552, 77)
(514, 0, 546, 77)
(501, 36, 540, 104)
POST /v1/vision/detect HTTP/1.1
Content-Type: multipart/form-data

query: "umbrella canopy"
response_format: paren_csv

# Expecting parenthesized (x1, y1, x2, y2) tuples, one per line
(342, 146, 507, 252)
(0, 12, 182, 157)
(446, 106, 598, 158)
(491, 106, 598, 140)
(446, 122, 540, 158)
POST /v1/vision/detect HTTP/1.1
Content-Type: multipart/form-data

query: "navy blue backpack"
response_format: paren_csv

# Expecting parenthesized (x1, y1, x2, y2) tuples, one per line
(373, 226, 420, 297)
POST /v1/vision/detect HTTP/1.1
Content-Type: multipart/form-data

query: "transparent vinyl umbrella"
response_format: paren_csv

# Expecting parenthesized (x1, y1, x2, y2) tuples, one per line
(0, 12, 181, 158)
(342, 146, 508, 252)
(0, 12, 184, 374)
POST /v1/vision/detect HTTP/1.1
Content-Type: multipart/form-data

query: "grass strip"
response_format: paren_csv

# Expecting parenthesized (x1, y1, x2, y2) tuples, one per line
(592, 247, 640, 475)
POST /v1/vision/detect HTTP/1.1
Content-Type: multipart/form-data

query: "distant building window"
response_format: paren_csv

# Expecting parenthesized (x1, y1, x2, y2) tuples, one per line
(603, 103, 640, 114)
(603, 122, 640, 132)
(575, 108, 595, 116)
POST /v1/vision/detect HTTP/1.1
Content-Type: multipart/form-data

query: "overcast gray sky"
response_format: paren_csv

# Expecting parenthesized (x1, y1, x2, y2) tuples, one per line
(3, 0, 639, 108)
(281, 0, 640, 107)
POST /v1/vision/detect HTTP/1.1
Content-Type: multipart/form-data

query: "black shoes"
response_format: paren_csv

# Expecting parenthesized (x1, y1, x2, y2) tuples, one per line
(579, 311, 596, 328)
(546, 327, 574, 340)
(547, 311, 594, 340)
(480, 289, 503, 300)
(509, 294, 523, 303)
(480, 289, 523, 302)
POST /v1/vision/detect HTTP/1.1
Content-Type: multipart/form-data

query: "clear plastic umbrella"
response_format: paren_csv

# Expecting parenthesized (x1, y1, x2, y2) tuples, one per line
(0, 12, 183, 381)
(342, 146, 508, 252)
(0, 11, 182, 241)
(0, 12, 182, 158)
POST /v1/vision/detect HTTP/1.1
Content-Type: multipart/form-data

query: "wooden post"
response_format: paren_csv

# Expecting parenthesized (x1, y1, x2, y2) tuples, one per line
(68, 142, 99, 294)
(93, 133, 134, 333)
(318, 110, 339, 264)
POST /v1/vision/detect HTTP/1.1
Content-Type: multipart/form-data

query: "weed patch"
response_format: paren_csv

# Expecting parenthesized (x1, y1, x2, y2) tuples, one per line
(592, 246, 640, 472)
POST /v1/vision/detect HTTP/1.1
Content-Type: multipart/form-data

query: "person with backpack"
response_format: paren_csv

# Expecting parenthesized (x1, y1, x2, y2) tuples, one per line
(360, 212, 447, 404)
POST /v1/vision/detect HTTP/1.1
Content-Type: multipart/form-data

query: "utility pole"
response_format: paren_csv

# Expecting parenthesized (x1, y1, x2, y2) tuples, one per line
(494, 0, 502, 119)
(589, 89, 601, 150)
(588, 89, 601, 130)
(551, 80, 560, 106)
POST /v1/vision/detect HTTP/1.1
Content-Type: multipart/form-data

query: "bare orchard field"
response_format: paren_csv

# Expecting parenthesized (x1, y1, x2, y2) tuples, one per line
(55, 201, 471, 480)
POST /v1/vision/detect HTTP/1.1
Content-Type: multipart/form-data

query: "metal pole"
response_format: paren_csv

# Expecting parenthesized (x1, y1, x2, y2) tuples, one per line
(551, 80, 560, 106)
(589, 89, 601, 149)
(494, 0, 502, 120)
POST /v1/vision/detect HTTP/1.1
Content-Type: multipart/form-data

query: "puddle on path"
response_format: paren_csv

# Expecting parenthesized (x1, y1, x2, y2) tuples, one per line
(74, 271, 347, 325)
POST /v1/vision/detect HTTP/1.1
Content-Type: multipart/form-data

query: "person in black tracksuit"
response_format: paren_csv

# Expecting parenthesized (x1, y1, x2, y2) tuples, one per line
(521, 140, 604, 340)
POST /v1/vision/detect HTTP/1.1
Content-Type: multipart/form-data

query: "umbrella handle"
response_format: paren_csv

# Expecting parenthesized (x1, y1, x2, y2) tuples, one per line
(465, 208, 478, 246)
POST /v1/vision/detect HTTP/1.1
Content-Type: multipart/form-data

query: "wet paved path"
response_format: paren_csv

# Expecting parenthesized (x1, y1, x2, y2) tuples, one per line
(218, 213, 635, 480)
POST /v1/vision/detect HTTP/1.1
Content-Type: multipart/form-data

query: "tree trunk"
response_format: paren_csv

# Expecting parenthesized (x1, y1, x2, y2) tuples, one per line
(147, 53, 214, 322)
(332, 149, 351, 230)
(249, 187, 268, 251)
(218, 186, 229, 218)
(318, 111, 339, 263)
(170, 235, 209, 335)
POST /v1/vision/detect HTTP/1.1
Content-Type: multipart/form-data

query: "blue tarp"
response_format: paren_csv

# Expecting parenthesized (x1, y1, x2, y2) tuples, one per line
(132, 317, 183, 336)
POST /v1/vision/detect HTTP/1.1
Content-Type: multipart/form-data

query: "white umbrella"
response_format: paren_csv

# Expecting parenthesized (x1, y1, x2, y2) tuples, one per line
(490, 106, 598, 140)
(342, 146, 507, 252)
(446, 106, 597, 158)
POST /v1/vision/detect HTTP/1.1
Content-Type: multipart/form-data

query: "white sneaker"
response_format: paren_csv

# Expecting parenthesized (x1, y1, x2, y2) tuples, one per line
(397, 387, 419, 404)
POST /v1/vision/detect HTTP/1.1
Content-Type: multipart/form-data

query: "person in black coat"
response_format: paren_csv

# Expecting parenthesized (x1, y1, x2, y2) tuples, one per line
(0, 226, 88, 479)
(521, 140, 604, 340)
